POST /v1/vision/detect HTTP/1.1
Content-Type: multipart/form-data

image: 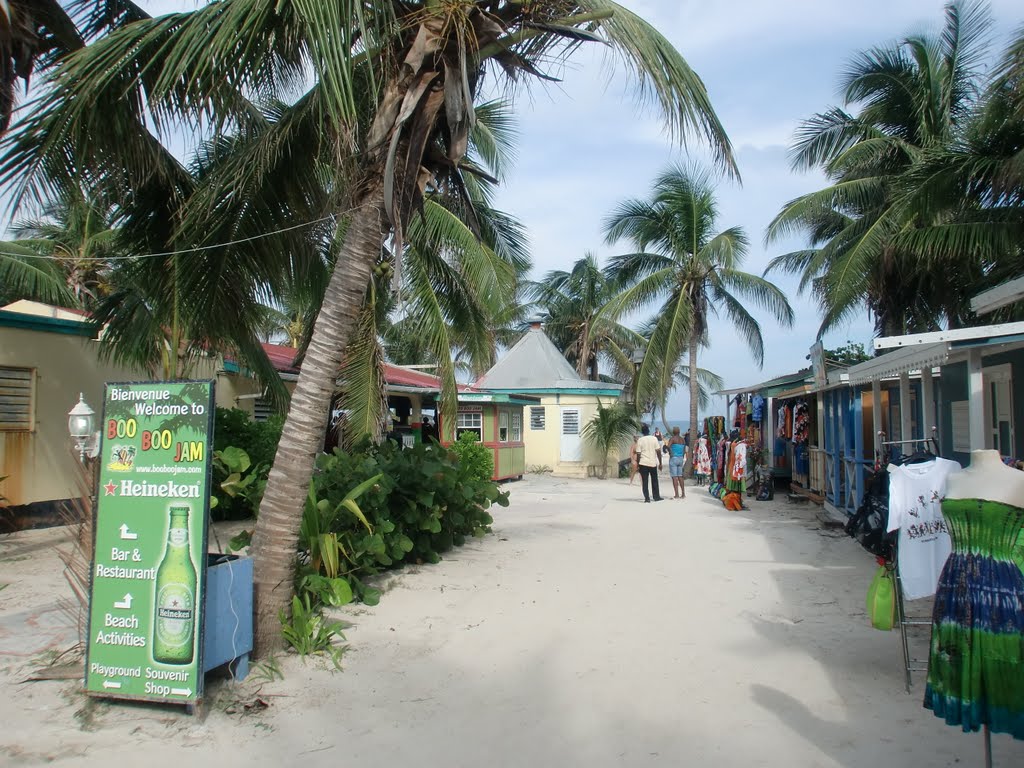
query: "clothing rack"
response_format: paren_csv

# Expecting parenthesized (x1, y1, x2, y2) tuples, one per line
(877, 430, 940, 693)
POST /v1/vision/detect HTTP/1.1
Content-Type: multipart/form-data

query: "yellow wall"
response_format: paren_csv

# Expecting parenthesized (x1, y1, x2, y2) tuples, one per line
(0, 325, 264, 506)
(522, 393, 626, 478)
(0, 326, 146, 505)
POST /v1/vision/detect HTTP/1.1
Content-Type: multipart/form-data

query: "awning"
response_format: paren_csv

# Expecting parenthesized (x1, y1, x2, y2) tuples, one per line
(715, 369, 810, 398)
(848, 334, 1024, 385)
(847, 343, 950, 385)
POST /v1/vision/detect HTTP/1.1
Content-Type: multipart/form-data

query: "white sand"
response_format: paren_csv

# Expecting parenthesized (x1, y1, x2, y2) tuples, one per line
(2, 473, 1023, 767)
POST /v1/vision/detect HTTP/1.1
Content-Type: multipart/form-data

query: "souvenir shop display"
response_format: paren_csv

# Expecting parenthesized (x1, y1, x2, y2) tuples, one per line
(694, 434, 712, 486)
(726, 430, 747, 497)
(702, 416, 727, 483)
(886, 453, 960, 601)
(924, 449, 1024, 749)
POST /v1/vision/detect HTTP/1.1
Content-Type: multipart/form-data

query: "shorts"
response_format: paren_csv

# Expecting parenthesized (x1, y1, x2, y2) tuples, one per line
(669, 456, 685, 477)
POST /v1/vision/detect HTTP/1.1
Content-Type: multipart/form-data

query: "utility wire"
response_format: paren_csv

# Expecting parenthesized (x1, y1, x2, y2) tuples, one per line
(0, 211, 347, 262)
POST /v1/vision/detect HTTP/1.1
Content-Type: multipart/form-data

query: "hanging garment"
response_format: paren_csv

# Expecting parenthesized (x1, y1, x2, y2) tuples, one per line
(694, 436, 712, 478)
(792, 400, 809, 444)
(716, 437, 728, 484)
(751, 395, 764, 423)
(726, 440, 747, 494)
(886, 458, 960, 600)
(924, 498, 1024, 739)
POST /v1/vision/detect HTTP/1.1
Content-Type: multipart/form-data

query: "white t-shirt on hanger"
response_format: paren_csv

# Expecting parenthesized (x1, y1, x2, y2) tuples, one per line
(886, 457, 961, 600)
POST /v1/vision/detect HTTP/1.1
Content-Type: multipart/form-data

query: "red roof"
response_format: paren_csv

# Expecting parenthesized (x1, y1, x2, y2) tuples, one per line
(260, 342, 445, 389)
(261, 343, 301, 375)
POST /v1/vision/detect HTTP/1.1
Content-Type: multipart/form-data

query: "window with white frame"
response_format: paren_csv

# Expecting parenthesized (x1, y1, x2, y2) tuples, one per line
(529, 406, 545, 430)
(0, 367, 34, 432)
(511, 412, 522, 442)
(499, 410, 509, 442)
(456, 411, 483, 440)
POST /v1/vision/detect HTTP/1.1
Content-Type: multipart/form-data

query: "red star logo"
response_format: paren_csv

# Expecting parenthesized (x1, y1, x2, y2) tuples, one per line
(103, 480, 117, 496)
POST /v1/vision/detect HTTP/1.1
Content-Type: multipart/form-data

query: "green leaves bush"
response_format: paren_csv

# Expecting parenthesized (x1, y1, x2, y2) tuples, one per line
(211, 408, 282, 519)
(305, 438, 508, 602)
(448, 431, 494, 481)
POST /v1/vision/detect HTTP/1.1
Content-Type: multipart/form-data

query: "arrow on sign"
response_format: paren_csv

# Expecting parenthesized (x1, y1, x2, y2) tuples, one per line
(170, 688, 192, 697)
(119, 524, 138, 540)
(113, 593, 133, 610)
(102, 680, 121, 690)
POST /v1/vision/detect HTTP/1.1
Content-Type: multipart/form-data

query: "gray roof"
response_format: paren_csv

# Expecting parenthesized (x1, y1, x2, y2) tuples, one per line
(474, 325, 623, 393)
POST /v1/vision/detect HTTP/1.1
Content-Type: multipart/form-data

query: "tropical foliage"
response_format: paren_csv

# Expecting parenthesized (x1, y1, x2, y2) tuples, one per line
(1, 1, 734, 652)
(530, 253, 645, 381)
(765, 1, 1024, 337)
(582, 400, 639, 479)
(604, 164, 793, 468)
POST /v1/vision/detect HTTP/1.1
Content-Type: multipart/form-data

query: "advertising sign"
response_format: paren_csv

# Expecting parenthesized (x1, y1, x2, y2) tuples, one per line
(84, 381, 214, 704)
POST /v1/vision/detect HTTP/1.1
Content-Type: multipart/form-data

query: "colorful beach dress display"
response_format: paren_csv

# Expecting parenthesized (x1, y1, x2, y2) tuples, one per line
(694, 436, 712, 481)
(923, 497, 1024, 739)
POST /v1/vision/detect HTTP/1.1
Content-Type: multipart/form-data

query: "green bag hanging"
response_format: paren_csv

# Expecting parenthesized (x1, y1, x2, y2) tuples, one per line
(866, 563, 896, 631)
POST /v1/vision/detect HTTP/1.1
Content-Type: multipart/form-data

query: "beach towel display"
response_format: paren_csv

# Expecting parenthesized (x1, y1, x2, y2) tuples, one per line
(923, 450, 1024, 743)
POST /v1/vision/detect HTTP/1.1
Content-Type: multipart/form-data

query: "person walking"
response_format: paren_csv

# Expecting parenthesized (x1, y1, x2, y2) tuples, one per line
(635, 424, 663, 503)
(666, 426, 687, 499)
(628, 434, 640, 485)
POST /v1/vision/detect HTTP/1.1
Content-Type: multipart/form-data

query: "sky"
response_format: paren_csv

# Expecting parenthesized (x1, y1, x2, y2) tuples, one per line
(24, 1, 1024, 419)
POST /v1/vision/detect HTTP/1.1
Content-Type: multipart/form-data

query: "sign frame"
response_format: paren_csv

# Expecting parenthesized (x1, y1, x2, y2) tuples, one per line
(83, 380, 215, 706)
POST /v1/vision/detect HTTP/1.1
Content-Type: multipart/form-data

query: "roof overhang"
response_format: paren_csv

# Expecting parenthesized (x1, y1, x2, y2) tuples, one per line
(715, 369, 810, 398)
(849, 332, 1024, 385)
(971, 275, 1024, 315)
(873, 321, 1024, 350)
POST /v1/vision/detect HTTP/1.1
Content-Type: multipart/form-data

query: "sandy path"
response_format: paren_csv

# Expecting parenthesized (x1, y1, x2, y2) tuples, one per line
(2, 474, 1022, 766)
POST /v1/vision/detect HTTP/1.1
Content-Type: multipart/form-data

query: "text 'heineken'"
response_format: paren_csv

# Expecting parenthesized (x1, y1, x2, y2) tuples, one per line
(152, 505, 197, 665)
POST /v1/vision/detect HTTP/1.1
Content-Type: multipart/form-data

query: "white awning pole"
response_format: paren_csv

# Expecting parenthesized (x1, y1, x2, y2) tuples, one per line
(899, 372, 913, 442)
(968, 349, 985, 451)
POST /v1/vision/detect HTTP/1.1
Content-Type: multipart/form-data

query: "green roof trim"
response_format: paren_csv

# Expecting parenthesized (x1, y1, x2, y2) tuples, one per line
(460, 392, 541, 406)
(0, 310, 97, 338)
(484, 387, 624, 397)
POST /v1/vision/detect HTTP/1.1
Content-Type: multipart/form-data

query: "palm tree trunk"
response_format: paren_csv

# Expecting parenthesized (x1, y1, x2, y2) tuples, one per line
(687, 329, 699, 479)
(250, 177, 387, 654)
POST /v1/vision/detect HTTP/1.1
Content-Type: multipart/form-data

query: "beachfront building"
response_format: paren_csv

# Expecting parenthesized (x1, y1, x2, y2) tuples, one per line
(440, 391, 536, 481)
(0, 301, 502, 522)
(847, 323, 1024, 468)
(472, 321, 624, 478)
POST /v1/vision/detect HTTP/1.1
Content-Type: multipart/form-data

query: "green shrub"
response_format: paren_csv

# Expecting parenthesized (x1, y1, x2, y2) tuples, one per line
(448, 431, 494, 481)
(211, 408, 283, 519)
(306, 439, 507, 600)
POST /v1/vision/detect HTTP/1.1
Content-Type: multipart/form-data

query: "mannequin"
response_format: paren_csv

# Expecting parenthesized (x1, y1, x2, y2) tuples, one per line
(944, 449, 1024, 505)
(923, 449, 1024, 743)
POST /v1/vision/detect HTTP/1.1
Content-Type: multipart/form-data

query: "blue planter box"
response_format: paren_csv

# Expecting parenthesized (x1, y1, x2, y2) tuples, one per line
(202, 554, 253, 680)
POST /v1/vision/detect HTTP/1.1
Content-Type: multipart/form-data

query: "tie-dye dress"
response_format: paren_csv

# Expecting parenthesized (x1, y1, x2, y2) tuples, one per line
(924, 497, 1024, 739)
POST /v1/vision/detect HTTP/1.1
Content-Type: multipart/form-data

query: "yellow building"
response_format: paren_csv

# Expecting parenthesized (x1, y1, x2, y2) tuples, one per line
(473, 322, 624, 478)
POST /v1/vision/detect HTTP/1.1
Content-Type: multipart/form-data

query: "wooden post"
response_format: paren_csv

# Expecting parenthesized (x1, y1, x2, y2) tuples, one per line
(872, 379, 882, 455)
(853, 389, 864, 511)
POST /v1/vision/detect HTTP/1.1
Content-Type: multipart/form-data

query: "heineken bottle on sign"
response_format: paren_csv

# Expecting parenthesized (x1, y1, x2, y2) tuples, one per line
(152, 505, 197, 665)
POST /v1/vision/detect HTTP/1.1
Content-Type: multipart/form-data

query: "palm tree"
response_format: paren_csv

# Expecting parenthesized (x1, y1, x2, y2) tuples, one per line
(530, 253, 645, 381)
(604, 164, 793, 470)
(3, 185, 119, 309)
(582, 399, 638, 479)
(764, 1, 1004, 337)
(1, 1, 736, 653)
